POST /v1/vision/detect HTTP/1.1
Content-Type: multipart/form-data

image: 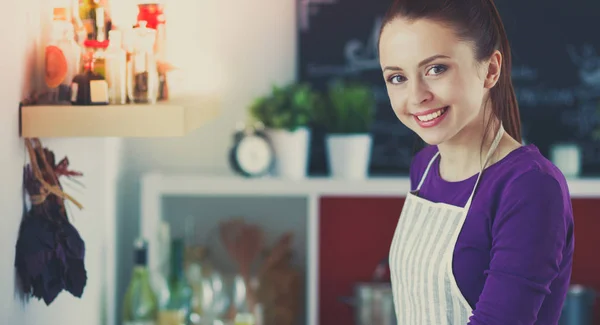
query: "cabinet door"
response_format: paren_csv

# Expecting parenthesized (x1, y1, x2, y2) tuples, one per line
(319, 196, 404, 325)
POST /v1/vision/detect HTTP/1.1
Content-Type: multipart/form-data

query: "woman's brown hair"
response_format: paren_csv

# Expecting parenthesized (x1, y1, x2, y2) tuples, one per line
(379, 0, 522, 143)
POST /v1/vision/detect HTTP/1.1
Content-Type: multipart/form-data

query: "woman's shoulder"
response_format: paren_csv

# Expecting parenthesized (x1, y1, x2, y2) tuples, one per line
(488, 144, 570, 198)
(484, 144, 573, 223)
(483, 145, 574, 255)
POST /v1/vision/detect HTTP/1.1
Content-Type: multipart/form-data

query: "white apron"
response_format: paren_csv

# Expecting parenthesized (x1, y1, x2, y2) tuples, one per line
(389, 125, 505, 325)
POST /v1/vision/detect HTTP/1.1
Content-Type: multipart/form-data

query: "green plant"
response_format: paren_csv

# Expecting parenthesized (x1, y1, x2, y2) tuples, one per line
(248, 82, 322, 131)
(316, 79, 376, 134)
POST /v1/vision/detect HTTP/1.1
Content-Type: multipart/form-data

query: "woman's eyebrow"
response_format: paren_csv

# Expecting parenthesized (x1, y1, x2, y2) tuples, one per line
(382, 54, 451, 72)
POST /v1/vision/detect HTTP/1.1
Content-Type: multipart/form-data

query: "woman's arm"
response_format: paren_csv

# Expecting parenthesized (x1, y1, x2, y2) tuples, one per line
(467, 169, 572, 325)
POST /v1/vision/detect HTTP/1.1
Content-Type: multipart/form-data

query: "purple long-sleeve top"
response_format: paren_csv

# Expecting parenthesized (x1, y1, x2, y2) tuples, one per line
(409, 144, 574, 325)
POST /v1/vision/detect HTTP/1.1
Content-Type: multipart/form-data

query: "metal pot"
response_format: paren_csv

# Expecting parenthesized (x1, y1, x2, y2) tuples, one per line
(339, 259, 396, 325)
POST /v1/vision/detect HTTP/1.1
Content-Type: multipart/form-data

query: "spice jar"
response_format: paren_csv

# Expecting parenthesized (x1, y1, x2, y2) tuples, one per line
(127, 20, 158, 104)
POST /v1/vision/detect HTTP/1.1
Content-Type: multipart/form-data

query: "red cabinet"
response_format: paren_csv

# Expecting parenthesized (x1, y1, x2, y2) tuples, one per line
(319, 197, 600, 325)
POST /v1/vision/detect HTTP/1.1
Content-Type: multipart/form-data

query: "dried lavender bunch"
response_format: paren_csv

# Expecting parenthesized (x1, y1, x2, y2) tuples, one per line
(15, 141, 87, 305)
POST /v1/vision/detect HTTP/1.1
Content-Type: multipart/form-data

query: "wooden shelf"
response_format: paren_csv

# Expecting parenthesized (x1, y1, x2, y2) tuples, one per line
(20, 95, 220, 138)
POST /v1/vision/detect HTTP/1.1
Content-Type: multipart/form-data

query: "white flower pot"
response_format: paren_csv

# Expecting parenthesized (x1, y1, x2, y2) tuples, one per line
(266, 127, 311, 179)
(326, 133, 372, 179)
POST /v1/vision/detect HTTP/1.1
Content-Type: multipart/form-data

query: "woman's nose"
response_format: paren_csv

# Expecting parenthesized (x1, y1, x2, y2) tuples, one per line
(409, 79, 433, 106)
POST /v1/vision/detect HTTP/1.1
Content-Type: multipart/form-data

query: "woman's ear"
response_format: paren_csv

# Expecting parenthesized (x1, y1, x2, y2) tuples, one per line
(484, 50, 502, 89)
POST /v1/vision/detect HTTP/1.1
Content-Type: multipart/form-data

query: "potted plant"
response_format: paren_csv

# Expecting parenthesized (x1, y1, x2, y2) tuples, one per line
(316, 79, 375, 179)
(249, 82, 322, 179)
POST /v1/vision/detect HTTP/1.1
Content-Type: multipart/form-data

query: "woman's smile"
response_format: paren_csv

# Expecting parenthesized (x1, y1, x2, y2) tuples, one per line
(413, 106, 449, 128)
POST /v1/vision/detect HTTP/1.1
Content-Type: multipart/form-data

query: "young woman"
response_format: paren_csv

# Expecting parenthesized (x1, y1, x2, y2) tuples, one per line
(379, 0, 575, 324)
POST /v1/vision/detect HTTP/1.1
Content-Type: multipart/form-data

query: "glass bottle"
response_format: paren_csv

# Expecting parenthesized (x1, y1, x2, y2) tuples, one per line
(122, 238, 159, 325)
(127, 20, 158, 104)
(136, 0, 168, 100)
(79, 0, 108, 41)
(79, 0, 99, 40)
(158, 238, 193, 325)
(45, 15, 81, 104)
(58, 22, 82, 103)
(70, 51, 109, 105)
(95, 6, 106, 42)
(105, 30, 127, 104)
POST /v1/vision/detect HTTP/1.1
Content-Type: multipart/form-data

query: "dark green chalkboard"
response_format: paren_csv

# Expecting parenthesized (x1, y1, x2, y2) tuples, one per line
(298, 0, 600, 176)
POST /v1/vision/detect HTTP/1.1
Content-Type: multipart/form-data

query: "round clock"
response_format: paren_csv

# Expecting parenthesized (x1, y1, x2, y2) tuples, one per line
(229, 122, 275, 177)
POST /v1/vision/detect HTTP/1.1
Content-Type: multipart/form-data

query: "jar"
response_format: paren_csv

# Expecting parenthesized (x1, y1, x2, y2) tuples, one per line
(127, 20, 158, 104)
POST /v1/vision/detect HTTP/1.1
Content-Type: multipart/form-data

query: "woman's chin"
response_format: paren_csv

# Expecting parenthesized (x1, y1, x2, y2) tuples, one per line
(415, 129, 450, 146)
(420, 136, 445, 146)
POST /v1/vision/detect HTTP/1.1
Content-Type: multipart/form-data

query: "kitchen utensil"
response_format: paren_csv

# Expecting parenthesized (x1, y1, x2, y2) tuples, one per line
(339, 258, 396, 325)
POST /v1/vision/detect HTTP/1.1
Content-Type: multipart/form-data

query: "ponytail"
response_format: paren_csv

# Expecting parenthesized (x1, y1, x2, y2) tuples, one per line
(487, 0, 522, 143)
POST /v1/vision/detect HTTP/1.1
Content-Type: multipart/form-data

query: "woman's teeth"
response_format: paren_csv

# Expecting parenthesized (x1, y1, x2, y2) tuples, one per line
(417, 107, 447, 122)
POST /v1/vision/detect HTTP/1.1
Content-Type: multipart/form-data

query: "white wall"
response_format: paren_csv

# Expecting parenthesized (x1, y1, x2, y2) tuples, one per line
(0, 1, 120, 324)
(124, 0, 298, 174)
(0, 2, 28, 322)
(116, 0, 298, 322)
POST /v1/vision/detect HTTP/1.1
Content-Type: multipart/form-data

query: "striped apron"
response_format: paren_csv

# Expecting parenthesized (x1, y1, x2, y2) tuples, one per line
(389, 125, 505, 325)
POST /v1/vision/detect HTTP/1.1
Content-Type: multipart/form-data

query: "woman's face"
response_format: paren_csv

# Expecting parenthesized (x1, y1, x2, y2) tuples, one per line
(379, 18, 497, 145)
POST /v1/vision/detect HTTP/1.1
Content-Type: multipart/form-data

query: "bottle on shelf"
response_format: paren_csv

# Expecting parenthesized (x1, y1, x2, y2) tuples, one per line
(95, 5, 107, 42)
(122, 238, 159, 325)
(70, 51, 109, 105)
(136, 0, 169, 100)
(45, 8, 82, 104)
(79, 0, 111, 41)
(127, 20, 159, 104)
(105, 29, 127, 104)
(158, 238, 193, 325)
(79, 0, 100, 40)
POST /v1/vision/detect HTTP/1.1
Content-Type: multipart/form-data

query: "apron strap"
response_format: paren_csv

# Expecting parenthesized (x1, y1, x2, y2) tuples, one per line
(416, 150, 440, 191)
(463, 124, 505, 210)
(414, 124, 505, 209)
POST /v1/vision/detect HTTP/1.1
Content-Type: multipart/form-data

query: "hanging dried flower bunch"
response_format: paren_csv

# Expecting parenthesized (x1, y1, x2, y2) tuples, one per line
(15, 138, 87, 305)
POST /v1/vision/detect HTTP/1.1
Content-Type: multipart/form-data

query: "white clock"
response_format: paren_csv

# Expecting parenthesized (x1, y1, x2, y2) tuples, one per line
(229, 123, 275, 177)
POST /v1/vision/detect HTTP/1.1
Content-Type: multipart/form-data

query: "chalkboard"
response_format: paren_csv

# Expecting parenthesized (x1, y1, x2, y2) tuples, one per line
(297, 0, 600, 176)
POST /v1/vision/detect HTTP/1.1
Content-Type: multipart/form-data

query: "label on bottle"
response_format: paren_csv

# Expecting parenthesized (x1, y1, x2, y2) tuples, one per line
(70, 83, 78, 102)
(90, 80, 109, 104)
(124, 321, 156, 325)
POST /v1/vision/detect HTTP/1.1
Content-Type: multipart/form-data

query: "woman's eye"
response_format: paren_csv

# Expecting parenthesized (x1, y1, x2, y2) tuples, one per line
(388, 75, 406, 84)
(427, 64, 447, 76)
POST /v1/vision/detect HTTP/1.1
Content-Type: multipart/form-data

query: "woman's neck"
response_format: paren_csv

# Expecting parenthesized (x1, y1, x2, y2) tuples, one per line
(436, 118, 502, 182)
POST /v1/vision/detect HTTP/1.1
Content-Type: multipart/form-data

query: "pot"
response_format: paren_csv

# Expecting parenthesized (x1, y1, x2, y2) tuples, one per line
(326, 133, 372, 179)
(265, 127, 311, 179)
(339, 259, 396, 325)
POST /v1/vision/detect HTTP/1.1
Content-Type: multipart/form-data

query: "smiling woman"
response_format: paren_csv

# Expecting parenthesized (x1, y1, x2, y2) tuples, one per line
(378, 0, 574, 325)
